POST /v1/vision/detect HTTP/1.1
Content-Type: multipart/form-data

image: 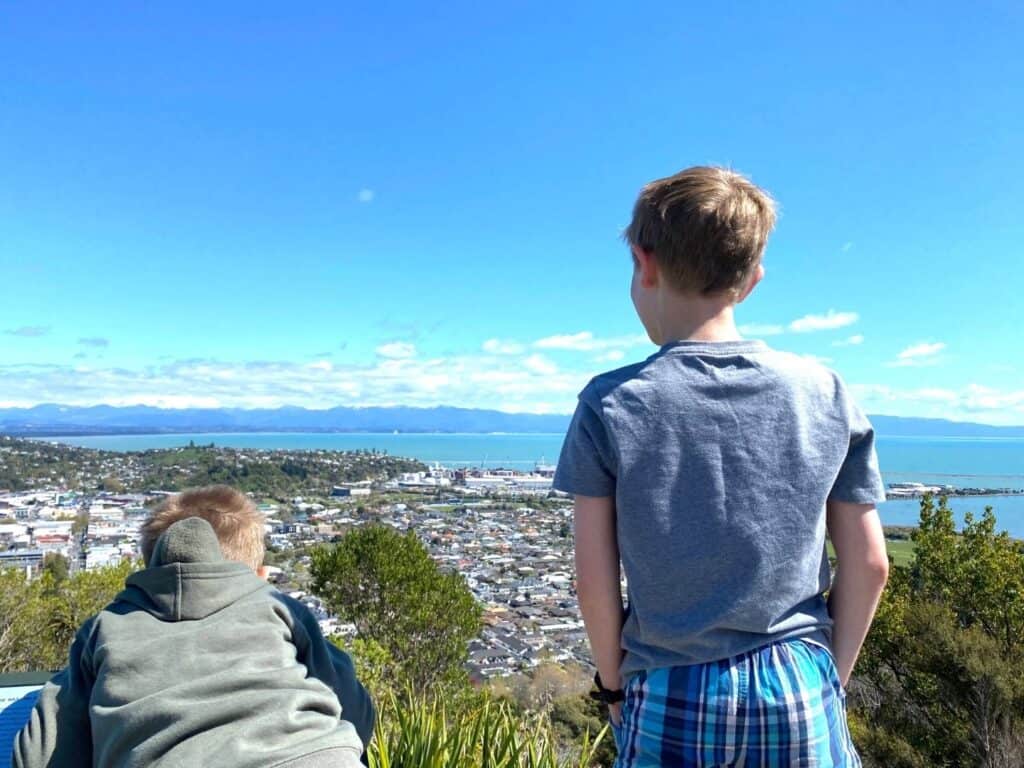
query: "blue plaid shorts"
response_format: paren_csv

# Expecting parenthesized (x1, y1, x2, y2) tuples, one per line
(610, 639, 860, 767)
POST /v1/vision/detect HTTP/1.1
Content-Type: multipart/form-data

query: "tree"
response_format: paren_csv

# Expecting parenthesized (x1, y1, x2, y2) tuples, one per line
(330, 635, 394, 702)
(498, 662, 591, 714)
(41, 552, 69, 583)
(70, 511, 90, 537)
(852, 496, 1024, 767)
(0, 560, 133, 673)
(310, 525, 482, 690)
(549, 693, 617, 768)
(99, 476, 125, 493)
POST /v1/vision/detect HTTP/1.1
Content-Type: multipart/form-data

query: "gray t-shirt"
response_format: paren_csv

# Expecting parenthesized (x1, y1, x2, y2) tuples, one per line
(553, 339, 886, 676)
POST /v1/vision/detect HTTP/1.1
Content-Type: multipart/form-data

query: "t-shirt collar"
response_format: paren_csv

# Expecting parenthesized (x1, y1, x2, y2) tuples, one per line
(654, 339, 768, 357)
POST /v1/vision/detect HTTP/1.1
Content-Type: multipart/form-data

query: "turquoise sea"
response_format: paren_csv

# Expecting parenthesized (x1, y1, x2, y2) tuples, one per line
(39, 432, 1024, 539)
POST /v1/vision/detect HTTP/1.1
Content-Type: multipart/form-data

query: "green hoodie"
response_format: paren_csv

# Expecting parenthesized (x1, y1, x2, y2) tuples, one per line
(13, 517, 374, 768)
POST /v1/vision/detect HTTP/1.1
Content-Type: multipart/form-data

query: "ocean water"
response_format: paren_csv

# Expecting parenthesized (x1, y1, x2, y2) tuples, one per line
(36, 432, 1024, 538)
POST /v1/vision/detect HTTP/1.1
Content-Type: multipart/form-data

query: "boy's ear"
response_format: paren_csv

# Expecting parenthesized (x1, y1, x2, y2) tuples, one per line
(736, 262, 765, 303)
(631, 245, 659, 288)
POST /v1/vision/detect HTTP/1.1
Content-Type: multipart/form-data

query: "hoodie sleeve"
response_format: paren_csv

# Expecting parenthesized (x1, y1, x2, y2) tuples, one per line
(12, 618, 96, 768)
(283, 597, 376, 752)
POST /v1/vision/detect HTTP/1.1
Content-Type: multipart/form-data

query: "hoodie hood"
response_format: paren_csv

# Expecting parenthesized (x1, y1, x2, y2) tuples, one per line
(118, 517, 267, 621)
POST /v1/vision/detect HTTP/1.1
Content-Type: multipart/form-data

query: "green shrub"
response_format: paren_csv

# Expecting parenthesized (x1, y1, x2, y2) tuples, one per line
(369, 691, 609, 768)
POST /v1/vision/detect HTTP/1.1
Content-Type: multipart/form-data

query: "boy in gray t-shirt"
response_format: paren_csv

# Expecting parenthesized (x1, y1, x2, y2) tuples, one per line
(554, 167, 888, 767)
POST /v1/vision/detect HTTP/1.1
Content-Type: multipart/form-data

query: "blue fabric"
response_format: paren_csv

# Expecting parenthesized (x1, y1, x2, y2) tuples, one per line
(614, 640, 860, 768)
(553, 340, 886, 675)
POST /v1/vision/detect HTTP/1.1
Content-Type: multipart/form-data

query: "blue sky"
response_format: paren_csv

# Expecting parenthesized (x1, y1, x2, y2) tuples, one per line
(2, 2, 1022, 424)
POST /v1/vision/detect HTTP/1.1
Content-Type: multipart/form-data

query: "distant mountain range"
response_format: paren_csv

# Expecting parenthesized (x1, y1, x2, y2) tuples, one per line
(0, 404, 1022, 438)
(0, 404, 570, 436)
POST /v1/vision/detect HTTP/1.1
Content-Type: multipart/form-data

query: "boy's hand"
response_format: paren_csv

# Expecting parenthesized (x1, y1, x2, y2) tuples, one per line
(826, 500, 889, 684)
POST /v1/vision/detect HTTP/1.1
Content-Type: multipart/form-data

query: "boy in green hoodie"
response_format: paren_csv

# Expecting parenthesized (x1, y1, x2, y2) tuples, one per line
(13, 485, 374, 768)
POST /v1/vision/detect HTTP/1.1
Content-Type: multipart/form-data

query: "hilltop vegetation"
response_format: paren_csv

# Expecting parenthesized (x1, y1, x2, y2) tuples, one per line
(0, 435, 425, 497)
(3, 490, 1023, 764)
(853, 496, 1024, 767)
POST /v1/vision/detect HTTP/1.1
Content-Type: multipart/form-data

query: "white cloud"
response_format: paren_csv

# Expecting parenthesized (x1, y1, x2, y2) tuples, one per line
(78, 337, 111, 348)
(595, 350, 625, 363)
(788, 310, 860, 333)
(0, 350, 592, 414)
(887, 342, 946, 368)
(482, 338, 525, 355)
(533, 331, 649, 352)
(898, 342, 946, 360)
(912, 388, 959, 402)
(357, 188, 375, 203)
(850, 383, 1024, 425)
(832, 334, 865, 347)
(522, 354, 558, 376)
(376, 341, 416, 359)
(4, 325, 51, 338)
(738, 323, 785, 338)
(962, 384, 1024, 412)
(534, 332, 599, 350)
(3, 354, 1023, 426)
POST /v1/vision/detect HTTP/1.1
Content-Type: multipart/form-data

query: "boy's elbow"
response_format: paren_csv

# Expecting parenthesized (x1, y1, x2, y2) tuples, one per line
(574, 571, 602, 605)
(864, 551, 889, 585)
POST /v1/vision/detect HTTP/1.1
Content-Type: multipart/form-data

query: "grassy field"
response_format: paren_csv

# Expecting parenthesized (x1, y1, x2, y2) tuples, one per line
(827, 537, 916, 567)
(884, 538, 915, 566)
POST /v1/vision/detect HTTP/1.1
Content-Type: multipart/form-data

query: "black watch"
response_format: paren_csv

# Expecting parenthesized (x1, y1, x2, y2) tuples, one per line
(588, 671, 625, 704)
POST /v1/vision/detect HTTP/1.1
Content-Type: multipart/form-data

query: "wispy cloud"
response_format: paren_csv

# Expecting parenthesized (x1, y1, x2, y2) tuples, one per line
(482, 338, 525, 355)
(522, 354, 558, 376)
(841, 242, 854, 253)
(595, 350, 625, 363)
(376, 341, 417, 359)
(788, 310, 859, 333)
(533, 331, 649, 352)
(851, 383, 1024, 425)
(0, 352, 591, 414)
(77, 337, 110, 348)
(832, 334, 865, 347)
(962, 384, 1024, 412)
(740, 310, 860, 338)
(887, 342, 946, 367)
(899, 342, 946, 360)
(1, 348, 1020, 424)
(4, 325, 50, 338)
(357, 188, 375, 203)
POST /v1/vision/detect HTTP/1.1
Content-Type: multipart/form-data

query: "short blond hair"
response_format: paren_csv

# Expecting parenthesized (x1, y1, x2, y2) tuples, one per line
(140, 485, 265, 571)
(625, 166, 777, 297)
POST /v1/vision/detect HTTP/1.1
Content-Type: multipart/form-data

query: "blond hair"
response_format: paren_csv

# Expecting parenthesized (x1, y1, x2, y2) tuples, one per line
(140, 485, 265, 571)
(625, 166, 777, 297)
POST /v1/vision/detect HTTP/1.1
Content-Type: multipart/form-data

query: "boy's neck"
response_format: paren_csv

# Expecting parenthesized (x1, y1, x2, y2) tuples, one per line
(653, 292, 742, 345)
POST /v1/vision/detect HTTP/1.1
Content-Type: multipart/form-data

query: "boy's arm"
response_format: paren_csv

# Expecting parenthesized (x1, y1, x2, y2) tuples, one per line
(574, 495, 625, 719)
(826, 380, 889, 685)
(13, 618, 96, 768)
(284, 597, 375, 750)
(826, 500, 889, 685)
(322, 642, 375, 749)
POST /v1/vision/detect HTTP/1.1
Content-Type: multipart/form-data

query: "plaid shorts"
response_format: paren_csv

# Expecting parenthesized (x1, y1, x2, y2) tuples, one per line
(610, 639, 860, 768)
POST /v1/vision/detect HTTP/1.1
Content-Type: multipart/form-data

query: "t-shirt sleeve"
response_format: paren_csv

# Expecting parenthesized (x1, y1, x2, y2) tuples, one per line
(829, 394, 887, 504)
(552, 396, 617, 497)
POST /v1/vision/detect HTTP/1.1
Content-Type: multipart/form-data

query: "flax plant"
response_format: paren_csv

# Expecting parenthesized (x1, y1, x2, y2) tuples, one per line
(369, 691, 609, 768)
